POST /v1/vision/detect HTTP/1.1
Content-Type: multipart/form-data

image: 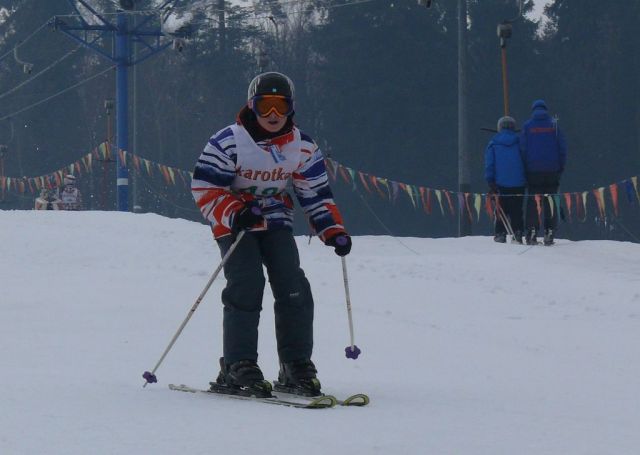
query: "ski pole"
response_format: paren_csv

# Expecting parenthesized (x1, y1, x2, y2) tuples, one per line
(496, 201, 515, 238)
(493, 194, 515, 238)
(338, 243, 361, 360)
(142, 229, 248, 387)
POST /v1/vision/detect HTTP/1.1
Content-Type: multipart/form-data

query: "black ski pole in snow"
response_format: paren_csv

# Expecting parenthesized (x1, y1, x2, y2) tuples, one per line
(142, 227, 250, 387)
(338, 239, 361, 359)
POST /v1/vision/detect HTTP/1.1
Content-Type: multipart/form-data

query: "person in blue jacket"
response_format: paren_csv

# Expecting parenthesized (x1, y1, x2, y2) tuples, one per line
(520, 99, 567, 245)
(484, 116, 526, 243)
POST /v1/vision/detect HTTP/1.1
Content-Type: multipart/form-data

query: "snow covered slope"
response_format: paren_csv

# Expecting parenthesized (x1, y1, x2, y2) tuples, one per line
(1, 211, 639, 454)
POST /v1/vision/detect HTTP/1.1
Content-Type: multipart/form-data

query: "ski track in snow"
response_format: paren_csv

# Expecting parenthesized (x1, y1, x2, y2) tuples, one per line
(1, 211, 639, 455)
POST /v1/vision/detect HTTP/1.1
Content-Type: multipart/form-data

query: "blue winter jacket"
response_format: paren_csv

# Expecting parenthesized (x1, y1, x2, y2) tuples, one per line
(520, 107, 567, 174)
(484, 129, 526, 188)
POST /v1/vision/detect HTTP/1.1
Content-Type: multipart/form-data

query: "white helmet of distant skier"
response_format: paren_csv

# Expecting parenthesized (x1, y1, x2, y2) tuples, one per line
(497, 116, 516, 132)
(64, 174, 76, 186)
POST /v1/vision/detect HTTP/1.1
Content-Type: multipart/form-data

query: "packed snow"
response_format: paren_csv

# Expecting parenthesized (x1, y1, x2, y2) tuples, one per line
(1, 210, 639, 454)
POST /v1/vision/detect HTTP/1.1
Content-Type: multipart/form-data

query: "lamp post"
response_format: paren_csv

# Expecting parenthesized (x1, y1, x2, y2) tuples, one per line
(417, 0, 470, 236)
(101, 99, 115, 210)
(498, 21, 513, 116)
(457, 0, 471, 237)
(0, 144, 7, 202)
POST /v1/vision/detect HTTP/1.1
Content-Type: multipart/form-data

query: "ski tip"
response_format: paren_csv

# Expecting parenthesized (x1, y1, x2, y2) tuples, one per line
(307, 395, 338, 408)
(340, 393, 370, 406)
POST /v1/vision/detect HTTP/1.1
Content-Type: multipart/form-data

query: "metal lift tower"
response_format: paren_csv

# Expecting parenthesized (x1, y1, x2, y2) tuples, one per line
(52, 0, 189, 211)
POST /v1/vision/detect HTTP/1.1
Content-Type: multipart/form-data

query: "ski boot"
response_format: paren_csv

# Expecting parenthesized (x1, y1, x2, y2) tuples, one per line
(543, 228, 555, 246)
(209, 357, 273, 398)
(525, 227, 538, 245)
(273, 359, 322, 397)
(512, 230, 523, 244)
(493, 232, 507, 243)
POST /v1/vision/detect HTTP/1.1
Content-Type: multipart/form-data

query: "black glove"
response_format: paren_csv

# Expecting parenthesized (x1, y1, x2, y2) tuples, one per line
(232, 204, 263, 232)
(488, 181, 498, 194)
(325, 233, 352, 256)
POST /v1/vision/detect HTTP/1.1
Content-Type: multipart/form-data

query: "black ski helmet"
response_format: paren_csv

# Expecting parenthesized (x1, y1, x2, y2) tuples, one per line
(247, 72, 295, 100)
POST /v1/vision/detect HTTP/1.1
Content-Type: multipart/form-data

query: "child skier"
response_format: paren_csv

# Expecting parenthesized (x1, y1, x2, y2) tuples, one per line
(484, 116, 526, 243)
(58, 174, 83, 210)
(191, 72, 351, 398)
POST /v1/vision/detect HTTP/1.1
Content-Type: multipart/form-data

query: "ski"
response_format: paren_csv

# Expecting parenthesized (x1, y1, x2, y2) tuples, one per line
(277, 391, 369, 407)
(272, 382, 370, 407)
(338, 393, 370, 406)
(168, 383, 337, 409)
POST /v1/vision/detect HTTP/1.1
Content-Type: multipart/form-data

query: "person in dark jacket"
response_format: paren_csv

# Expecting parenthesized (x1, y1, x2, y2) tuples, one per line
(484, 116, 526, 243)
(520, 99, 567, 245)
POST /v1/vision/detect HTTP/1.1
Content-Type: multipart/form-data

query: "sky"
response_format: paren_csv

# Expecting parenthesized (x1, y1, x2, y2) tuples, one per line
(1, 210, 639, 454)
(532, 0, 552, 17)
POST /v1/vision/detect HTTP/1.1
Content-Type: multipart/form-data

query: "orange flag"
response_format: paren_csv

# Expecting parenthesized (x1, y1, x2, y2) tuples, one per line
(609, 183, 619, 216)
(563, 193, 572, 221)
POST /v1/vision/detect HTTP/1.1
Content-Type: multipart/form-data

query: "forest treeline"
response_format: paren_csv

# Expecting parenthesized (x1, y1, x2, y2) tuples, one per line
(0, 0, 638, 240)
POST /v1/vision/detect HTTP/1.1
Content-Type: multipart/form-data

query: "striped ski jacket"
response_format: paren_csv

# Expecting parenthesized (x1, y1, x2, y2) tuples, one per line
(191, 122, 345, 241)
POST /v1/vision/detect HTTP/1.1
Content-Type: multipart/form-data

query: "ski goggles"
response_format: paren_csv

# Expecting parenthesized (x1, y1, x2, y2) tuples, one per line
(251, 95, 294, 118)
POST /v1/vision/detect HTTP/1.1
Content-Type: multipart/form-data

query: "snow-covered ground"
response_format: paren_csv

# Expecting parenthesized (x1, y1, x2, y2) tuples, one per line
(1, 210, 639, 455)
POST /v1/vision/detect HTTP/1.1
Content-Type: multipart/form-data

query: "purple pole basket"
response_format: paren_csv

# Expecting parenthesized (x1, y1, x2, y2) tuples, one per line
(336, 235, 348, 246)
(345, 345, 361, 359)
(143, 371, 158, 384)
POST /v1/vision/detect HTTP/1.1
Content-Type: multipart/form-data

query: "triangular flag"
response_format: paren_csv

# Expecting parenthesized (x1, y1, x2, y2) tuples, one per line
(377, 178, 391, 200)
(563, 193, 572, 222)
(464, 193, 474, 222)
(593, 188, 606, 218)
(547, 195, 554, 219)
(358, 172, 372, 194)
(346, 168, 357, 190)
(371, 176, 387, 199)
(609, 183, 619, 216)
(625, 180, 635, 204)
(435, 190, 444, 215)
(338, 165, 351, 185)
(443, 191, 455, 215)
(390, 181, 399, 202)
(474, 194, 482, 222)
(631, 176, 640, 203)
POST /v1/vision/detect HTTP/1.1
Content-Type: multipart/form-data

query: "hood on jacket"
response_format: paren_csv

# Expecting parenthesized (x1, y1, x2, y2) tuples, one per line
(531, 99, 547, 111)
(492, 129, 519, 147)
(531, 99, 550, 120)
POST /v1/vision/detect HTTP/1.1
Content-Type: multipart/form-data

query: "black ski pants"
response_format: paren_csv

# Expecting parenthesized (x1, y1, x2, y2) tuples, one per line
(495, 186, 525, 235)
(526, 172, 561, 231)
(217, 229, 314, 366)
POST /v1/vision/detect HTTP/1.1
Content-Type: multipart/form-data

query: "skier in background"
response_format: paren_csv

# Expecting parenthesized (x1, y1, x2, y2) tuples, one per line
(191, 72, 351, 398)
(58, 174, 83, 210)
(520, 99, 567, 245)
(484, 116, 526, 243)
(34, 188, 62, 210)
